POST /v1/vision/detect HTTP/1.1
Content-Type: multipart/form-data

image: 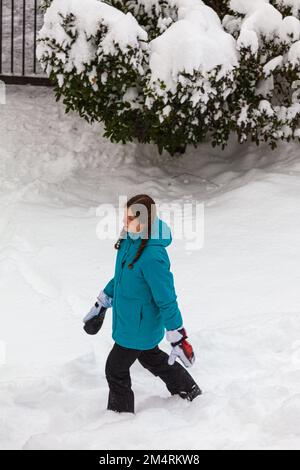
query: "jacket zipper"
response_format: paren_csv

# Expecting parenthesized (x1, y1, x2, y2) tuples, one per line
(139, 306, 143, 329)
(118, 238, 133, 285)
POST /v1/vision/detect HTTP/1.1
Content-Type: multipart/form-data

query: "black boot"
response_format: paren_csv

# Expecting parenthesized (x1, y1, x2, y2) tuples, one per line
(176, 384, 202, 402)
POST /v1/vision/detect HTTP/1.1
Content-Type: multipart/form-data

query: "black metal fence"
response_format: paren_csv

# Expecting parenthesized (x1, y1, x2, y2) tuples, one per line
(0, 0, 51, 85)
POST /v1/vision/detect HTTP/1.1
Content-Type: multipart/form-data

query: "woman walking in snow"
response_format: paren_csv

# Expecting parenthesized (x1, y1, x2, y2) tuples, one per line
(84, 194, 201, 413)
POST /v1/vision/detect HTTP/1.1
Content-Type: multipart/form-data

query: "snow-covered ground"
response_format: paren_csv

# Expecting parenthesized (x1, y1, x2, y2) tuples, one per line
(0, 85, 300, 450)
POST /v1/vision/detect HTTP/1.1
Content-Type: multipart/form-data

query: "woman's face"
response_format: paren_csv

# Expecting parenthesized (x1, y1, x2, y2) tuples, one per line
(123, 207, 143, 233)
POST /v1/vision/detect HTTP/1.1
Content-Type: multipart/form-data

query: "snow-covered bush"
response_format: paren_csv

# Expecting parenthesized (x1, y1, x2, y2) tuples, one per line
(37, 0, 300, 155)
(37, 0, 149, 147)
(223, 0, 300, 146)
(37, 0, 238, 155)
(142, 1, 238, 152)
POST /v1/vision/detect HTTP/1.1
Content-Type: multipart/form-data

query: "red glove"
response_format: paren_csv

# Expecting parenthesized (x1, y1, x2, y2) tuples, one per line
(166, 327, 195, 368)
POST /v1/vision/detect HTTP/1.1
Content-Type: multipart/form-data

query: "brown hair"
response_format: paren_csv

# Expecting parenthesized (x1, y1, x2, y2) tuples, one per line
(114, 194, 157, 269)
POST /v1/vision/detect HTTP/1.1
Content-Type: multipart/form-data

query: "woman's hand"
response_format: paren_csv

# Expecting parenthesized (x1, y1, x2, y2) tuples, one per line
(166, 327, 195, 368)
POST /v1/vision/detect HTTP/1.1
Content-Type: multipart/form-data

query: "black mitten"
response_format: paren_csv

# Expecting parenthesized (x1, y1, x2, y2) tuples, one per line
(83, 305, 107, 335)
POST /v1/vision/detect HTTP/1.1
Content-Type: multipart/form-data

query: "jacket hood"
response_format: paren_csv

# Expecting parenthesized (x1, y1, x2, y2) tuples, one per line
(127, 216, 172, 247)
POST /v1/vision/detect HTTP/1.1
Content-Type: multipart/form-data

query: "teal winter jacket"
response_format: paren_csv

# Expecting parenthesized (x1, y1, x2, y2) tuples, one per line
(103, 216, 183, 350)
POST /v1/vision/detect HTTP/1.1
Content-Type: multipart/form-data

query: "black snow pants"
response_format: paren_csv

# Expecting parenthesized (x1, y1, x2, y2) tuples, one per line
(105, 342, 198, 413)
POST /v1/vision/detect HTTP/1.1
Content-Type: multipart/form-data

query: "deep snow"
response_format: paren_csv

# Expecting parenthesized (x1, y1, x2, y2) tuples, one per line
(0, 85, 300, 450)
